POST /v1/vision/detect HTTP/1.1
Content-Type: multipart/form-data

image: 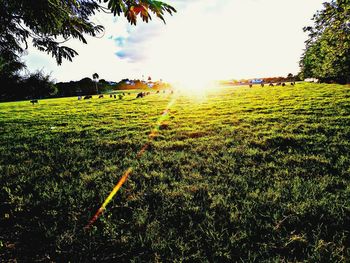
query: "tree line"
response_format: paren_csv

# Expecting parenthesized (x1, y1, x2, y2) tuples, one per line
(226, 74, 301, 86)
(0, 72, 95, 102)
(0, 73, 171, 102)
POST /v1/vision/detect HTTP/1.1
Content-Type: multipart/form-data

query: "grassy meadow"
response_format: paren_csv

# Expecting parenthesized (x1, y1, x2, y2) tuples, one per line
(0, 83, 349, 261)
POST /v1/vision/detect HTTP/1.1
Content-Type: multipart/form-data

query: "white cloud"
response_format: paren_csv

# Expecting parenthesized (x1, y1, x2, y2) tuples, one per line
(23, 0, 326, 83)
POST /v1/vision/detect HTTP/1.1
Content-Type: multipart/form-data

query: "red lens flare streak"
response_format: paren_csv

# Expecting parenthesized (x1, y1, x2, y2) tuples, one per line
(85, 95, 177, 229)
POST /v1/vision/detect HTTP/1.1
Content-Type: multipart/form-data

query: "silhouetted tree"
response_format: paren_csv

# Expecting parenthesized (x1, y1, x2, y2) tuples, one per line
(93, 73, 99, 94)
(21, 70, 57, 99)
(287, 73, 294, 82)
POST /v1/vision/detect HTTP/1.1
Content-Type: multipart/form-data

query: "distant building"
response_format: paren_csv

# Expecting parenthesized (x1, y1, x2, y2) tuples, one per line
(250, 79, 263, 84)
(304, 78, 319, 83)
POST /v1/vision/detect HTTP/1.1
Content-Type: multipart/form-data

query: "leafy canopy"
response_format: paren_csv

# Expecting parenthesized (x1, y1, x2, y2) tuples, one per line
(0, 0, 176, 65)
(300, 0, 350, 83)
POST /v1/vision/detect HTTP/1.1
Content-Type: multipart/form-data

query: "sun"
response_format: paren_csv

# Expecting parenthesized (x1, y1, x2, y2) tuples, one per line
(170, 75, 216, 101)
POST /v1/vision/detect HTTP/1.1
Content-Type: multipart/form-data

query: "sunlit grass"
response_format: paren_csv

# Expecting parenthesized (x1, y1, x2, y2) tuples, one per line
(0, 83, 349, 261)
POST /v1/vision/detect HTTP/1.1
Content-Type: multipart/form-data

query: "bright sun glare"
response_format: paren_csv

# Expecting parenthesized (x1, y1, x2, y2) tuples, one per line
(170, 74, 216, 101)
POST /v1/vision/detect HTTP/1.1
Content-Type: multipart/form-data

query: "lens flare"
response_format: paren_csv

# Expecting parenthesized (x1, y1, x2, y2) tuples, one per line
(85, 167, 133, 230)
(85, 94, 177, 229)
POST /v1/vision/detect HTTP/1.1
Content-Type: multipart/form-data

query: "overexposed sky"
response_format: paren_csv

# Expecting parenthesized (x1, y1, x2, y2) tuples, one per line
(24, 0, 326, 83)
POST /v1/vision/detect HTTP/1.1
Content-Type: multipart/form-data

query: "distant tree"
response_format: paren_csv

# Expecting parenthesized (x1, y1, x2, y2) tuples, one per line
(0, 0, 176, 65)
(92, 73, 99, 80)
(93, 73, 99, 94)
(79, 77, 95, 94)
(21, 70, 57, 99)
(300, 0, 350, 83)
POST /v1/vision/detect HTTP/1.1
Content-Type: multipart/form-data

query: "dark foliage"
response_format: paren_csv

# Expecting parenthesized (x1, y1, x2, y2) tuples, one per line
(0, 69, 56, 101)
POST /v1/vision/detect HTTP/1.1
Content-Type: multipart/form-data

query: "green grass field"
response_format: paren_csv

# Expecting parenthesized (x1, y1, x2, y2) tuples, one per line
(0, 83, 349, 261)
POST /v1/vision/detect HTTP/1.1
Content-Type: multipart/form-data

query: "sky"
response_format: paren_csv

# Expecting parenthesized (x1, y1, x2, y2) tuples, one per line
(23, 0, 326, 83)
